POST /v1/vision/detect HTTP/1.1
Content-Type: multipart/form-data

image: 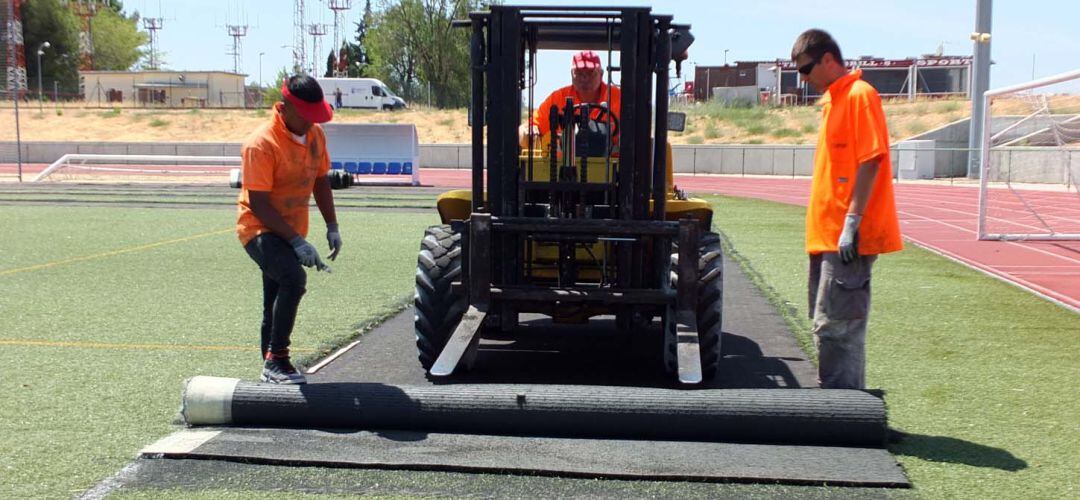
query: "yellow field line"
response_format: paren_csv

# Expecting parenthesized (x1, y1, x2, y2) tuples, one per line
(0, 339, 317, 353)
(0, 228, 234, 277)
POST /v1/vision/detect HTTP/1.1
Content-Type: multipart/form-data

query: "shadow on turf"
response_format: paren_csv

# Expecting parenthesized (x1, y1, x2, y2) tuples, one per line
(438, 322, 804, 390)
(891, 434, 1027, 471)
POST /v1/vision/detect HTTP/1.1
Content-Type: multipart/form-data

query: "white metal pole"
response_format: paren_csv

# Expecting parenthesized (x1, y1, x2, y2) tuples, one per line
(36, 50, 44, 111)
(967, 0, 993, 178)
(908, 65, 915, 101)
(985, 68, 1080, 97)
(775, 63, 781, 105)
(977, 91, 992, 240)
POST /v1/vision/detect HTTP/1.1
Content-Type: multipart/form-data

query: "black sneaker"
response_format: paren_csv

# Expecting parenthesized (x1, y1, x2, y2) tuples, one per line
(260, 355, 307, 384)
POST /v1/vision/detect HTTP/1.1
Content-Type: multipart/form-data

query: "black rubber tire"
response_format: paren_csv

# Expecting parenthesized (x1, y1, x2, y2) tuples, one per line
(414, 225, 467, 370)
(329, 170, 348, 190)
(670, 231, 724, 381)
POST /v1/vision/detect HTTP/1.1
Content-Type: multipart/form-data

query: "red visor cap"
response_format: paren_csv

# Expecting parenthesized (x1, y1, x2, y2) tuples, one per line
(572, 51, 602, 71)
(282, 85, 333, 124)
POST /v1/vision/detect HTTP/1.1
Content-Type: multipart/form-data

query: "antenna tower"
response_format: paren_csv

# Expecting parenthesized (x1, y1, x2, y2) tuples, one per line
(142, 17, 164, 70)
(68, 0, 100, 70)
(307, 23, 327, 76)
(327, 0, 351, 77)
(226, 24, 249, 74)
(292, 0, 306, 74)
(4, 0, 28, 93)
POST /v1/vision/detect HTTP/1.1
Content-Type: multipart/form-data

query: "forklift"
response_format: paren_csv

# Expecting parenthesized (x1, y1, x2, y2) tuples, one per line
(414, 5, 721, 384)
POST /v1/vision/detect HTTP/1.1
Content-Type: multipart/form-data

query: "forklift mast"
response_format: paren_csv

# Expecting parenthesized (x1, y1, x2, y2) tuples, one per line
(463, 5, 694, 294)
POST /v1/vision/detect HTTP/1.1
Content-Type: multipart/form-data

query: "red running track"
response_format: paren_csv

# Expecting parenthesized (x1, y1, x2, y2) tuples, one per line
(5, 164, 1078, 311)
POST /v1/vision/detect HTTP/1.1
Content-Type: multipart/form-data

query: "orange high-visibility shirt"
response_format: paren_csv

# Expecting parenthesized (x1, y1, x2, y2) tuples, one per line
(806, 69, 903, 255)
(236, 102, 331, 246)
(530, 82, 622, 136)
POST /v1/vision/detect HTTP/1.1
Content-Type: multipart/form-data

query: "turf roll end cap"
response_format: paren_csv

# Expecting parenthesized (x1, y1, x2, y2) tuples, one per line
(181, 376, 240, 426)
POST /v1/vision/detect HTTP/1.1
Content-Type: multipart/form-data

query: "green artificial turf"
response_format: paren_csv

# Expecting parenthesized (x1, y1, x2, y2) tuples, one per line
(0, 193, 435, 208)
(705, 195, 1079, 500)
(3, 192, 1077, 499)
(0, 205, 437, 498)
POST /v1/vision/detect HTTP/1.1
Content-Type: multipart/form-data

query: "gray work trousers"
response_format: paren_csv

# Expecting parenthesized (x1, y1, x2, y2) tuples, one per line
(808, 252, 877, 389)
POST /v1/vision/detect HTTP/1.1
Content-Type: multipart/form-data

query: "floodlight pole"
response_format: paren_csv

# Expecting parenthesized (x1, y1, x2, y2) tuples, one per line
(37, 41, 51, 111)
(967, 0, 992, 178)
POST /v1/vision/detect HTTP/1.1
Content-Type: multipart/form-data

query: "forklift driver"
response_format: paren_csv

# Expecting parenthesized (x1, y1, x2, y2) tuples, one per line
(519, 50, 622, 149)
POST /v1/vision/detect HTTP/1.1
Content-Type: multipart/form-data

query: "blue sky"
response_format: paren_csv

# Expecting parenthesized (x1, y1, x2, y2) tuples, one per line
(135, 0, 1079, 98)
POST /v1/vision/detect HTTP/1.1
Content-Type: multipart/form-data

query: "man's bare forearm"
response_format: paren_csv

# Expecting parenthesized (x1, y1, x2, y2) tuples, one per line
(249, 191, 299, 241)
(848, 158, 880, 215)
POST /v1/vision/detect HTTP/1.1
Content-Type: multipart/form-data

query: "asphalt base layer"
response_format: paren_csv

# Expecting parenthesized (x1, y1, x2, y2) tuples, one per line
(100, 253, 910, 496)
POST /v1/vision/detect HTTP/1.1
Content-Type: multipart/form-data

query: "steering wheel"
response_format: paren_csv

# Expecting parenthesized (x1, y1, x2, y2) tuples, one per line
(573, 102, 620, 138)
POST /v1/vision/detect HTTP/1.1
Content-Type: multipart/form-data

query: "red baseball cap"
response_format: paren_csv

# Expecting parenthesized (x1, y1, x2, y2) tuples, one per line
(572, 50, 602, 71)
(282, 84, 333, 124)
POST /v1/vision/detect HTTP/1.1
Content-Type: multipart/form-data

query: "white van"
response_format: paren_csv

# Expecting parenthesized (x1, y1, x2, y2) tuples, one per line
(319, 77, 407, 111)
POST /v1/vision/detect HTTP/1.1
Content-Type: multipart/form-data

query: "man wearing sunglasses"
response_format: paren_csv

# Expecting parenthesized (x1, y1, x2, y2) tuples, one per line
(791, 29, 902, 390)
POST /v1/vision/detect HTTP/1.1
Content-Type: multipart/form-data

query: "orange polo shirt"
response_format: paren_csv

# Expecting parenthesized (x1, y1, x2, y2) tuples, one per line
(531, 82, 622, 136)
(806, 69, 903, 255)
(236, 102, 331, 245)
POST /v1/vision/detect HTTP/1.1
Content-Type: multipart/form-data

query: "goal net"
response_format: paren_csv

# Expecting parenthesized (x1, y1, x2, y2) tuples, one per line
(31, 154, 240, 184)
(977, 69, 1080, 241)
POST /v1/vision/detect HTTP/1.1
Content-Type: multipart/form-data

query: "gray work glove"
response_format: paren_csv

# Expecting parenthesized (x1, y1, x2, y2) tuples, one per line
(290, 236, 331, 272)
(837, 213, 862, 265)
(326, 223, 342, 261)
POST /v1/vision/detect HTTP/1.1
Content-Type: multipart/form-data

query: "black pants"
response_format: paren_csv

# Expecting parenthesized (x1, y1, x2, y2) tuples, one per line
(244, 233, 307, 358)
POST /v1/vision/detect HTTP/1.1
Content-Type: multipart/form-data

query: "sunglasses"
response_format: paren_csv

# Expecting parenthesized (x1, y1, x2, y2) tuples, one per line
(797, 57, 820, 76)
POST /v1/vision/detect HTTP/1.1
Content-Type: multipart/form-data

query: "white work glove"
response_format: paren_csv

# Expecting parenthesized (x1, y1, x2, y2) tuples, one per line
(290, 236, 331, 272)
(326, 223, 342, 261)
(837, 214, 862, 265)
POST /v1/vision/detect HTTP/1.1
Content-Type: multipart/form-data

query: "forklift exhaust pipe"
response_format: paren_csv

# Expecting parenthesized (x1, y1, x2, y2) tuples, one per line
(182, 376, 888, 447)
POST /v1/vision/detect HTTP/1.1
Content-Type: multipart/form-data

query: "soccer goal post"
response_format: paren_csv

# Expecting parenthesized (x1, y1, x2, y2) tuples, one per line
(31, 154, 241, 183)
(977, 69, 1080, 241)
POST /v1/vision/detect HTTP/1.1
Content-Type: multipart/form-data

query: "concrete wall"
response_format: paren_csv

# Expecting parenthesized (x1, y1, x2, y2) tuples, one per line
(0, 141, 241, 164)
(906, 118, 971, 177)
(987, 148, 1080, 184)
(4, 140, 1074, 184)
(906, 115, 1079, 178)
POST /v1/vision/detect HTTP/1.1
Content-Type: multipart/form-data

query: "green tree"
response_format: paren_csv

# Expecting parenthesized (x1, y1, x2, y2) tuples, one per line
(263, 68, 290, 104)
(366, 0, 483, 108)
(325, 51, 336, 78)
(350, 0, 372, 77)
(366, 0, 423, 101)
(20, 0, 81, 96)
(90, 7, 147, 70)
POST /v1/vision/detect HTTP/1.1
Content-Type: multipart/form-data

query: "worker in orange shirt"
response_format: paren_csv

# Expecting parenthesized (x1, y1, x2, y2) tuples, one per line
(519, 50, 622, 149)
(236, 74, 343, 384)
(791, 29, 903, 389)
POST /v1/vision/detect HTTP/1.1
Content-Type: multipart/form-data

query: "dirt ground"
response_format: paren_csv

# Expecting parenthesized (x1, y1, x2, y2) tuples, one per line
(0, 95, 1072, 145)
(0, 104, 472, 144)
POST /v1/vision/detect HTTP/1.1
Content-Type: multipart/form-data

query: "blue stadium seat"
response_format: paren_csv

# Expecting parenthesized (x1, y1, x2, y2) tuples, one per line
(331, 161, 344, 171)
(344, 161, 359, 174)
(373, 162, 388, 174)
(358, 162, 372, 174)
(402, 162, 413, 175)
(388, 162, 402, 175)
